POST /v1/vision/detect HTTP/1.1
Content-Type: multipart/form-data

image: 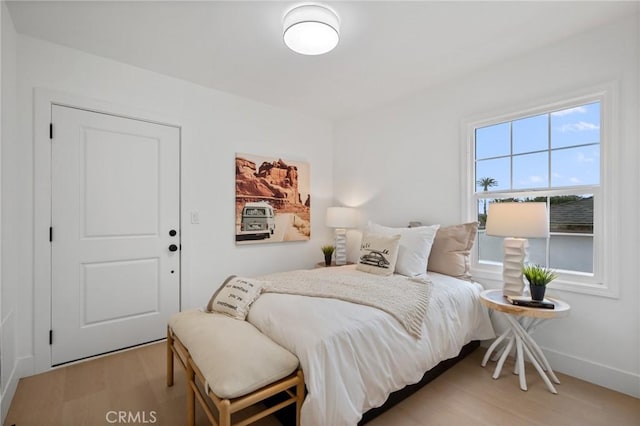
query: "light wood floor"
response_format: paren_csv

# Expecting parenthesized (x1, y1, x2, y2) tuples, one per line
(5, 342, 639, 426)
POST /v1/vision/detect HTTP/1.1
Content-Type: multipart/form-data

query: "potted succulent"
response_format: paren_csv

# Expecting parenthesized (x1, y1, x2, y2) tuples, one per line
(321, 245, 335, 266)
(522, 264, 557, 301)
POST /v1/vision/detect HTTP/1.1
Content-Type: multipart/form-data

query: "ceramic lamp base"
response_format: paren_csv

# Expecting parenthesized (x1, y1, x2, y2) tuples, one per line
(502, 237, 528, 296)
(334, 228, 347, 265)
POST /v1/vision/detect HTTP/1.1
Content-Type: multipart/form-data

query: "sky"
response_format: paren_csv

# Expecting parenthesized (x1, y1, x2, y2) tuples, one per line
(475, 102, 600, 192)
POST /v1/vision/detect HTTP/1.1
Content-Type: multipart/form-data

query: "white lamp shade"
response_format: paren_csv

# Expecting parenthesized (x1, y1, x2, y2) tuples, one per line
(326, 207, 357, 229)
(283, 5, 340, 55)
(485, 202, 549, 238)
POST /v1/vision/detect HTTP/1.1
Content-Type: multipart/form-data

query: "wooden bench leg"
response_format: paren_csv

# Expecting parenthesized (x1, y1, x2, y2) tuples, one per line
(220, 399, 231, 426)
(167, 326, 174, 387)
(186, 358, 195, 426)
(296, 370, 304, 426)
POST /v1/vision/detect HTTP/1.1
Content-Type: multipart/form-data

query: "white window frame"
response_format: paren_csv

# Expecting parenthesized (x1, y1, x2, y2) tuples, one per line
(461, 83, 619, 298)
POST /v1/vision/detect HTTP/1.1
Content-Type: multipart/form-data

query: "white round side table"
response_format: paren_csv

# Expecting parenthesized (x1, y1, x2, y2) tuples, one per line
(480, 289, 570, 394)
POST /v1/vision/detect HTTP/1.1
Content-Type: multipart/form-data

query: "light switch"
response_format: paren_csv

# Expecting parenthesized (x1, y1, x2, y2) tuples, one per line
(191, 211, 200, 224)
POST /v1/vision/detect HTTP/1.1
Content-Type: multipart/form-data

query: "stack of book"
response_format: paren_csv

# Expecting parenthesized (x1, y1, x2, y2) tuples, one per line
(506, 295, 555, 309)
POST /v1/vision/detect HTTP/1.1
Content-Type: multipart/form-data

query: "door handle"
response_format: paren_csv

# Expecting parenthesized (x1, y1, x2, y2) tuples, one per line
(168, 244, 178, 252)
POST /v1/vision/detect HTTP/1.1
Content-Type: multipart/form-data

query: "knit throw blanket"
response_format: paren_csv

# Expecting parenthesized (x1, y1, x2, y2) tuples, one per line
(258, 268, 433, 338)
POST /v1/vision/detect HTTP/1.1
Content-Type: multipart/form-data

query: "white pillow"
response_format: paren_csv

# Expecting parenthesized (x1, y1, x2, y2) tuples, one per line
(206, 276, 265, 320)
(368, 222, 440, 277)
(356, 233, 401, 276)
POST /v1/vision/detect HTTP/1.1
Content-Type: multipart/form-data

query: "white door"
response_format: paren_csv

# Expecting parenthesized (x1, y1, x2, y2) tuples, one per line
(51, 105, 180, 366)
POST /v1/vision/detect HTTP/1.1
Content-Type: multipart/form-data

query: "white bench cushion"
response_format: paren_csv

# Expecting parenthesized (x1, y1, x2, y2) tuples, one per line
(169, 309, 299, 399)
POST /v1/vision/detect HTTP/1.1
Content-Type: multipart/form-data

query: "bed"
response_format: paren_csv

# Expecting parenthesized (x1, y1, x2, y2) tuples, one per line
(245, 264, 495, 426)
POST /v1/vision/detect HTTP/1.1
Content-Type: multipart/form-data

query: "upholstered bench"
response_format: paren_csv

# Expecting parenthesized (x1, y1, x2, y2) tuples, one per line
(167, 309, 304, 426)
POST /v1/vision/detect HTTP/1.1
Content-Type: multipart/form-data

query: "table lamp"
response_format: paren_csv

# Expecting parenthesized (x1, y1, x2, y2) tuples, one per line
(485, 202, 549, 296)
(325, 207, 357, 265)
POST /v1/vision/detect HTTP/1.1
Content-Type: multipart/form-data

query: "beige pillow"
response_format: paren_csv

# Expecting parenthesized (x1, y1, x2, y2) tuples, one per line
(427, 222, 478, 279)
(206, 276, 265, 320)
(356, 233, 401, 276)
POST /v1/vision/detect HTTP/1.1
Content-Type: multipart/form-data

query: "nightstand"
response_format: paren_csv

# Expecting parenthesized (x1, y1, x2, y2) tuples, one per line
(314, 261, 354, 268)
(479, 289, 570, 394)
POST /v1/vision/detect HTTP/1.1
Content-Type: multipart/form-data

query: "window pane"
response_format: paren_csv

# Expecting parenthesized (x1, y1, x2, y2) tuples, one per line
(513, 152, 548, 189)
(476, 200, 486, 229)
(551, 102, 600, 149)
(472, 100, 601, 282)
(476, 122, 510, 159)
(477, 227, 547, 265)
(513, 114, 548, 154)
(549, 234, 593, 273)
(551, 145, 600, 187)
(549, 195, 593, 233)
(477, 230, 503, 263)
(476, 157, 510, 192)
(527, 238, 547, 267)
(477, 198, 507, 262)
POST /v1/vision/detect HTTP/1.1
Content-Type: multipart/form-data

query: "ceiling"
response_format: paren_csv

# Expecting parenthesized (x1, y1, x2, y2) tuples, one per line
(6, 1, 638, 121)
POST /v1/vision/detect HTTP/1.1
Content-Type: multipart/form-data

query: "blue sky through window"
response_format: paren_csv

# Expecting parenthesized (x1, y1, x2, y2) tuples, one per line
(513, 113, 548, 154)
(475, 102, 600, 192)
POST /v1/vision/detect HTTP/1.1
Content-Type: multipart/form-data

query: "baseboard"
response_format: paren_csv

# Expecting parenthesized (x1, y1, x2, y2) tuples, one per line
(541, 347, 640, 398)
(480, 339, 639, 398)
(1, 361, 19, 423)
(17, 355, 34, 379)
(1, 355, 34, 423)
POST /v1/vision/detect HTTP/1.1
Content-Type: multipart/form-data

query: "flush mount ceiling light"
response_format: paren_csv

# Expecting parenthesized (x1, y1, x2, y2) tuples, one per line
(283, 4, 340, 55)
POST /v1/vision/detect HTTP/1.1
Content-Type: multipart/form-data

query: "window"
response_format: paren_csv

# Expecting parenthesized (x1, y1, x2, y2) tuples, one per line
(465, 87, 617, 296)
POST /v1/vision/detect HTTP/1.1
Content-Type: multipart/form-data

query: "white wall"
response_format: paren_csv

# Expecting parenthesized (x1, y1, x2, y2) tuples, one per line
(10, 35, 334, 376)
(3, 4, 638, 415)
(335, 15, 640, 397)
(0, 1, 19, 422)
(0, 0, 4, 419)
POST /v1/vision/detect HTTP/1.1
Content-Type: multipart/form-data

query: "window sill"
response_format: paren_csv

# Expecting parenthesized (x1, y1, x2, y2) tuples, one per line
(470, 265, 619, 299)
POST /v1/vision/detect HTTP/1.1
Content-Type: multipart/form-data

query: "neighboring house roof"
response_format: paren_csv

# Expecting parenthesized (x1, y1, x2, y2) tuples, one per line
(550, 197, 593, 232)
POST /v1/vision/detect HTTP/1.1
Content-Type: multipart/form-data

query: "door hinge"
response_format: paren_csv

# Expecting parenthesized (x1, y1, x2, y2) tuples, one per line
(49, 227, 53, 242)
(49, 123, 53, 140)
(49, 330, 53, 345)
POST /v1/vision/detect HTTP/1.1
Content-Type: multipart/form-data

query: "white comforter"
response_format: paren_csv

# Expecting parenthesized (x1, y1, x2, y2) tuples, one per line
(247, 266, 495, 426)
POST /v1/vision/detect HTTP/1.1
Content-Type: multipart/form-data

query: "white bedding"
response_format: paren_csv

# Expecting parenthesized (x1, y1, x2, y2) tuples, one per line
(247, 265, 495, 426)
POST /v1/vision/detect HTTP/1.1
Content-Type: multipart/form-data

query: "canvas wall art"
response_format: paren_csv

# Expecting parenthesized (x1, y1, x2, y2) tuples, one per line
(235, 153, 310, 244)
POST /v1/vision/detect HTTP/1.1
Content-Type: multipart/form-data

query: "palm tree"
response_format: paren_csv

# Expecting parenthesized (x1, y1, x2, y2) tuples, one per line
(476, 177, 498, 225)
